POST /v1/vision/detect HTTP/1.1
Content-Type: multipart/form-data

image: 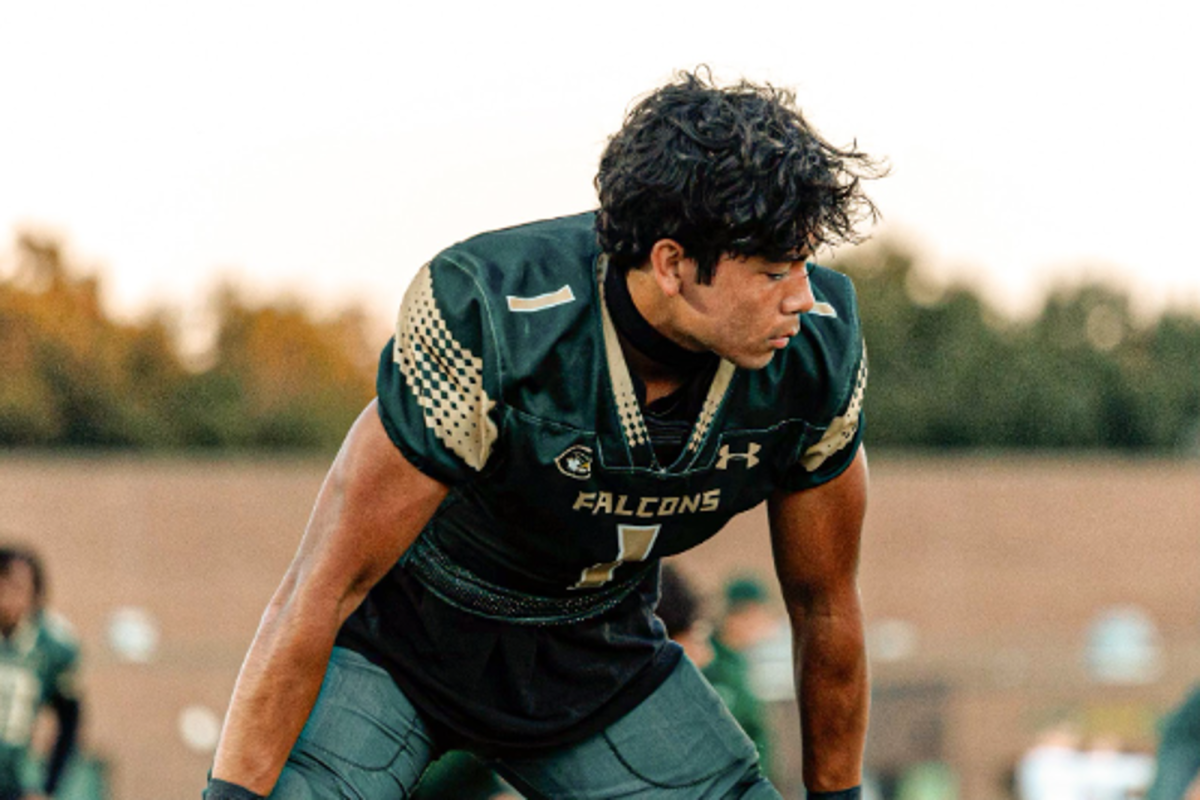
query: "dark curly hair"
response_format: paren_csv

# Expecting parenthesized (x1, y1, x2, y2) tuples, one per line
(595, 67, 886, 282)
(0, 544, 46, 608)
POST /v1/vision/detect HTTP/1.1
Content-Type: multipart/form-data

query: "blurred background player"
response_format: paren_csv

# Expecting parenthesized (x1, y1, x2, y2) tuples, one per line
(0, 545, 81, 800)
(656, 562, 714, 670)
(1146, 684, 1200, 800)
(705, 575, 782, 781)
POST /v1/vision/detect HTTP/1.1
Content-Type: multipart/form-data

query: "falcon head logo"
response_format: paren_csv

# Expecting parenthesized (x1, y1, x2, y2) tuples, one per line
(555, 444, 593, 480)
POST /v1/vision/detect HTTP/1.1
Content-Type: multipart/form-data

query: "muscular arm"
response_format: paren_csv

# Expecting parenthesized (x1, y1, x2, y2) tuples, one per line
(767, 448, 869, 793)
(211, 400, 450, 795)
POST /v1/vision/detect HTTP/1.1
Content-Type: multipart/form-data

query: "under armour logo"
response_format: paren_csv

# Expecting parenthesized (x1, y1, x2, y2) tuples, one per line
(716, 443, 761, 470)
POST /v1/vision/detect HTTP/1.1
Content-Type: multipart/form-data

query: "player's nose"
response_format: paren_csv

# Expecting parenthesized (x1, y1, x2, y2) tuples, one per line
(781, 272, 815, 315)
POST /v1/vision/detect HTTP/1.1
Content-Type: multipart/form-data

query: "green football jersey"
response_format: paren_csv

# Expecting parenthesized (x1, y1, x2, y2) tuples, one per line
(376, 211, 865, 595)
(342, 211, 865, 751)
(0, 611, 79, 779)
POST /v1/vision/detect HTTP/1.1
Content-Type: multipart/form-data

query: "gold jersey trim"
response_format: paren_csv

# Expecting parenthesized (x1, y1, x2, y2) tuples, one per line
(597, 257, 650, 450)
(686, 359, 736, 453)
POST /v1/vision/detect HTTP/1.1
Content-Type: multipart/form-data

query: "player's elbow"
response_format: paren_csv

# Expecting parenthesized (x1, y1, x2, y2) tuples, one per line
(780, 577, 862, 630)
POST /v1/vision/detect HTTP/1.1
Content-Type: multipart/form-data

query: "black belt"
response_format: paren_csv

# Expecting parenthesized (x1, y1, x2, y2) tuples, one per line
(402, 533, 654, 626)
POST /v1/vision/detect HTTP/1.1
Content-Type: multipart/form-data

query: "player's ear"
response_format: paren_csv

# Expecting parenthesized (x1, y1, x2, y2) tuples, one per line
(647, 239, 689, 297)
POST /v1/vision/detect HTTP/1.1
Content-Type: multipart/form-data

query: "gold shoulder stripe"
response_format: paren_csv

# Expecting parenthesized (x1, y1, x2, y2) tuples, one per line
(807, 301, 838, 318)
(506, 285, 576, 312)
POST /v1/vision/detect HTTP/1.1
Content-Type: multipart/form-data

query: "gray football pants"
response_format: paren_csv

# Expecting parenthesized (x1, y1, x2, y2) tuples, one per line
(267, 646, 781, 799)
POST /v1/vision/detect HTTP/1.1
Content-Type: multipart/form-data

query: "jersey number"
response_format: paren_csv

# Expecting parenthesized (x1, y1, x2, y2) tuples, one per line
(0, 664, 40, 746)
(572, 523, 661, 589)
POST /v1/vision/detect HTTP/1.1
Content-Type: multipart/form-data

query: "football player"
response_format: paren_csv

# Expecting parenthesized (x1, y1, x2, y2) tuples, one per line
(1146, 684, 1200, 800)
(207, 67, 882, 800)
(0, 546, 81, 800)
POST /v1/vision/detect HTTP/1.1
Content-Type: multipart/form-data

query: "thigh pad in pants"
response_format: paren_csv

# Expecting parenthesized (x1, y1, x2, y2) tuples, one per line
(269, 647, 435, 800)
(500, 657, 779, 799)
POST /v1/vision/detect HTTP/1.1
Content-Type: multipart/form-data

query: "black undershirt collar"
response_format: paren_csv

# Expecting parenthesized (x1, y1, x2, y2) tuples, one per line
(603, 262, 717, 375)
(603, 262, 719, 466)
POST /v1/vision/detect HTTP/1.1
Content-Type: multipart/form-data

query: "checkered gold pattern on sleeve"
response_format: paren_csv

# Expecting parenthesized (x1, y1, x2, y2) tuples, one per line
(393, 264, 498, 471)
(801, 344, 867, 472)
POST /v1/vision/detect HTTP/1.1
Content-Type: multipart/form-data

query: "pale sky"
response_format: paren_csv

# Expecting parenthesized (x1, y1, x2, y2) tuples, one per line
(3, 0, 1199, 337)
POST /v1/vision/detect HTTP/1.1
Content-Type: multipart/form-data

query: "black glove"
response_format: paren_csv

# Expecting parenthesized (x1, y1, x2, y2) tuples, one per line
(203, 777, 266, 800)
(808, 788, 862, 800)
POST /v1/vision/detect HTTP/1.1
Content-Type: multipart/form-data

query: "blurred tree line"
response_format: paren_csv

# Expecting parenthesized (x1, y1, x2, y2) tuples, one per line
(0, 232, 374, 450)
(835, 242, 1200, 453)
(1, 231, 1198, 453)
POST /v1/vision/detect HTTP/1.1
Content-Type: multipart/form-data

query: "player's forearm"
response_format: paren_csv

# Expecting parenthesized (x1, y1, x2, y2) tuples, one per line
(791, 597, 869, 793)
(212, 588, 341, 795)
